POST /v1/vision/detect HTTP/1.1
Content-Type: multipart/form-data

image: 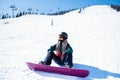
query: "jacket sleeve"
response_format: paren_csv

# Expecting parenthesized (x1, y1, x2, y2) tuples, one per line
(65, 44, 73, 54)
(47, 44, 56, 53)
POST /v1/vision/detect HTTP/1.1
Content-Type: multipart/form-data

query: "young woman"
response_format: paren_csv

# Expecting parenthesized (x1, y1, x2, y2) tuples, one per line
(40, 32, 73, 68)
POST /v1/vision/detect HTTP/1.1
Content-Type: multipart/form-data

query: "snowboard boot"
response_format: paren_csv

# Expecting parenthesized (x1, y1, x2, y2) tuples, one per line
(65, 63, 72, 68)
(39, 61, 46, 65)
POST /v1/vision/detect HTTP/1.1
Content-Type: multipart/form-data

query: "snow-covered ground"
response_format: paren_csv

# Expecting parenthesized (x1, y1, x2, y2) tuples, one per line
(0, 5, 120, 80)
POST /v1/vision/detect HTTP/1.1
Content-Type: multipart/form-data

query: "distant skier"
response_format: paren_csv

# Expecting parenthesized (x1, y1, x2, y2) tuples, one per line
(40, 32, 73, 68)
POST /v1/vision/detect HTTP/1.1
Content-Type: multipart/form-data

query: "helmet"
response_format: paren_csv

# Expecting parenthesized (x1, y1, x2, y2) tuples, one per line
(59, 32, 68, 39)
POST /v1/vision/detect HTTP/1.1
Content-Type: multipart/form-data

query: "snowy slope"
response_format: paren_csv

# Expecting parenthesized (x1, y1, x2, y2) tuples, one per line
(0, 5, 120, 80)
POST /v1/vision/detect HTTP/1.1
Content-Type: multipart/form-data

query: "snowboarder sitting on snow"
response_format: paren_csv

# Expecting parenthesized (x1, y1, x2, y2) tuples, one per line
(40, 32, 73, 68)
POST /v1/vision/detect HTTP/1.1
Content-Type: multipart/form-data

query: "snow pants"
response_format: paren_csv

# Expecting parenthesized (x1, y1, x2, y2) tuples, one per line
(44, 52, 73, 67)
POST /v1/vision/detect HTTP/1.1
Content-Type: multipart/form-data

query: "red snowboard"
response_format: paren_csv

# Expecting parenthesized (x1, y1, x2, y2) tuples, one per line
(26, 62, 89, 78)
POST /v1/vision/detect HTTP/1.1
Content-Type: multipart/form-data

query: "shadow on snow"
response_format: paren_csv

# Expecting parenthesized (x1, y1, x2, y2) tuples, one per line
(32, 63, 120, 80)
(73, 63, 120, 79)
(35, 70, 89, 80)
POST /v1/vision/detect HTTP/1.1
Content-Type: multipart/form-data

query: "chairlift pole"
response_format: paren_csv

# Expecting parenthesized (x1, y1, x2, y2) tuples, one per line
(57, 7, 60, 15)
(10, 5, 17, 18)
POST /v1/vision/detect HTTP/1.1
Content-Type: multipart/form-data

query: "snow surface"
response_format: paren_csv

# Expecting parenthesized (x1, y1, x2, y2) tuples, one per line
(0, 5, 120, 80)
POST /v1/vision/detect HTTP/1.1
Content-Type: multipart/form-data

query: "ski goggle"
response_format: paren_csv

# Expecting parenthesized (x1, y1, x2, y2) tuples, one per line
(59, 35, 63, 39)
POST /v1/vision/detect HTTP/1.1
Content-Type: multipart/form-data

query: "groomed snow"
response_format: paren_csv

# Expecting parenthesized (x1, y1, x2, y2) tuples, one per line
(0, 5, 120, 80)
